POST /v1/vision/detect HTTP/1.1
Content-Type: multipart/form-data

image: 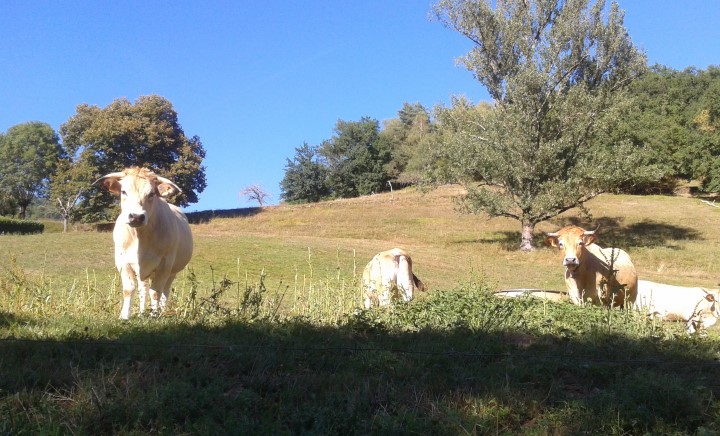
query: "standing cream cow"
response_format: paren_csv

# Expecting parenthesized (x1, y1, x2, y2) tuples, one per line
(362, 248, 424, 309)
(635, 280, 720, 333)
(98, 167, 193, 319)
(546, 225, 638, 307)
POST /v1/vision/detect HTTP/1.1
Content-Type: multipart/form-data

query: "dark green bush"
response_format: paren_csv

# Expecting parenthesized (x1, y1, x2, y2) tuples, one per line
(0, 217, 44, 234)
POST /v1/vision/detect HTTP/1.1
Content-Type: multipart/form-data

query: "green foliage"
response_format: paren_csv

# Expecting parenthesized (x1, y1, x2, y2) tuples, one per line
(280, 142, 331, 203)
(319, 117, 391, 197)
(59, 95, 207, 221)
(431, 0, 651, 250)
(0, 216, 44, 234)
(0, 122, 62, 219)
(281, 104, 441, 203)
(381, 102, 433, 183)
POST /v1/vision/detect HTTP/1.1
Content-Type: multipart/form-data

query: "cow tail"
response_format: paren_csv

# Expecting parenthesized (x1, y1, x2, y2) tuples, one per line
(413, 274, 425, 292)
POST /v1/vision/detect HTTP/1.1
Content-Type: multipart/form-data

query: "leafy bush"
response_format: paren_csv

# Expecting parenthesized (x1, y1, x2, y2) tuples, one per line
(0, 216, 44, 234)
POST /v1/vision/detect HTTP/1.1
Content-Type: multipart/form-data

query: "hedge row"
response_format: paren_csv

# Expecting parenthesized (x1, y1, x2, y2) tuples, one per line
(0, 217, 44, 234)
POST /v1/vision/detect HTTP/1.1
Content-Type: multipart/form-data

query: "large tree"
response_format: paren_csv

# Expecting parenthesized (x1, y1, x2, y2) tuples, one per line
(432, 0, 652, 250)
(319, 117, 390, 198)
(688, 68, 720, 192)
(0, 122, 62, 219)
(60, 95, 206, 221)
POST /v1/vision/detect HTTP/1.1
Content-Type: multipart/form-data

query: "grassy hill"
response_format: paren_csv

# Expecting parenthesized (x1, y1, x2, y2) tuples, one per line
(1, 186, 720, 434)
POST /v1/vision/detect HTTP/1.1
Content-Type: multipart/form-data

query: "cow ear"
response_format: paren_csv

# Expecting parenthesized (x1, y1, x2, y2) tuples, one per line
(95, 172, 125, 196)
(545, 233, 559, 247)
(156, 176, 182, 198)
(582, 233, 596, 245)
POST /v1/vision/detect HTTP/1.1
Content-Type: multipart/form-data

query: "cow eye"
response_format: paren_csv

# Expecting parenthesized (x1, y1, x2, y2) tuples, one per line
(577, 241, 584, 246)
(558, 242, 564, 248)
(120, 190, 127, 196)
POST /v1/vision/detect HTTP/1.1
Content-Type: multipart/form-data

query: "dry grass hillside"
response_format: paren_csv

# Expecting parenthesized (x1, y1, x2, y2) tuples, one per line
(189, 184, 720, 296)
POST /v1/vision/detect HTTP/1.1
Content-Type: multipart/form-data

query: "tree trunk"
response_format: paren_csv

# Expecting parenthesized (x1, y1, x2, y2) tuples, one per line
(520, 221, 535, 252)
(63, 216, 69, 233)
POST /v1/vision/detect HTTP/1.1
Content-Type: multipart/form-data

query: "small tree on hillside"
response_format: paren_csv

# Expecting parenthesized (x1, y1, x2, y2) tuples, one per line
(0, 122, 62, 219)
(432, 0, 654, 251)
(48, 154, 96, 232)
(280, 143, 331, 203)
(240, 184, 271, 207)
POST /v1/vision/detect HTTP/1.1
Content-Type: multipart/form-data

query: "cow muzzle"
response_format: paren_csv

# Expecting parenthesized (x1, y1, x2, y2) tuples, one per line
(127, 212, 147, 227)
(563, 257, 579, 269)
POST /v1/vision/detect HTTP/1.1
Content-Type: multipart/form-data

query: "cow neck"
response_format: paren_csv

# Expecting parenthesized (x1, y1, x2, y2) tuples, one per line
(567, 245, 591, 279)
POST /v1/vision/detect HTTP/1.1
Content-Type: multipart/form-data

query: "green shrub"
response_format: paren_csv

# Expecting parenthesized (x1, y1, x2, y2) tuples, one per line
(0, 217, 44, 234)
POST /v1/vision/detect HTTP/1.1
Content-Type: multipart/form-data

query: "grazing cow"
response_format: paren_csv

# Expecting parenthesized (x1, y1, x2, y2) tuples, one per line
(362, 248, 425, 309)
(545, 225, 637, 307)
(98, 167, 193, 319)
(635, 280, 720, 333)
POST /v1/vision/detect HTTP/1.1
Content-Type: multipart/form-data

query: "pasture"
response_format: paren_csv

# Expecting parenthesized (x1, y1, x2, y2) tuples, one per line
(1, 185, 719, 434)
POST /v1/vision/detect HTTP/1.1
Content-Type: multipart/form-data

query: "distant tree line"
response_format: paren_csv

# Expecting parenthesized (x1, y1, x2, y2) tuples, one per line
(280, 103, 433, 203)
(0, 95, 206, 232)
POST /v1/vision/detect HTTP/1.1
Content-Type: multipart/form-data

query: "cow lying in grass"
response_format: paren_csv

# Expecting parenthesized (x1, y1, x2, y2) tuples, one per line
(98, 167, 193, 319)
(362, 248, 424, 309)
(545, 225, 638, 307)
(635, 280, 720, 333)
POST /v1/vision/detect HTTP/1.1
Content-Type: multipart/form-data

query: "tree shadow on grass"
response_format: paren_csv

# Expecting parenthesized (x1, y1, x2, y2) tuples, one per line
(549, 216, 702, 249)
(1, 302, 719, 435)
(471, 217, 704, 252)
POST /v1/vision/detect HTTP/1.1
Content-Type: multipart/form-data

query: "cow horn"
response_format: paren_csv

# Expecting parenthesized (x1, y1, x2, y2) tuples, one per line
(545, 232, 559, 237)
(584, 225, 600, 235)
(94, 171, 126, 186)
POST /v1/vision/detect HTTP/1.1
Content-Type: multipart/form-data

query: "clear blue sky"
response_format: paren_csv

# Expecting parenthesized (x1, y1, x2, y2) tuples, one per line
(1, 1, 718, 212)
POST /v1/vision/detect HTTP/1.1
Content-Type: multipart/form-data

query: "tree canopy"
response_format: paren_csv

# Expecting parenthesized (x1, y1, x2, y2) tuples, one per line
(432, 0, 651, 250)
(0, 121, 62, 219)
(60, 95, 206, 221)
(280, 143, 331, 203)
(319, 117, 391, 197)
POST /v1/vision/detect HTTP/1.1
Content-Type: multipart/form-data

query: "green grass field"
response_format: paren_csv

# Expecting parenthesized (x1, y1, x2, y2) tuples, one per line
(1, 185, 719, 434)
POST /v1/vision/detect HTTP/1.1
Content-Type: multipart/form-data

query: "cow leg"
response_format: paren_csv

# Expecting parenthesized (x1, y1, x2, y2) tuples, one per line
(396, 257, 413, 303)
(148, 272, 176, 315)
(119, 266, 137, 320)
(137, 279, 150, 315)
(363, 288, 373, 309)
(148, 272, 170, 315)
(160, 273, 177, 311)
(378, 279, 393, 307)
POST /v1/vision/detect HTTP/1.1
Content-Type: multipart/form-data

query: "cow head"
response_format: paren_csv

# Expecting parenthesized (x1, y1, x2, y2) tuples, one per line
(697, 292, 720, 331)
(97, 167, 182, 228)
(545, 225, 597, 271)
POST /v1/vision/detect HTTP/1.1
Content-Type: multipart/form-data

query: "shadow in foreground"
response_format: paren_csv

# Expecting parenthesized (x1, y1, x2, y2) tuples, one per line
(1, 298, 719, 434)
